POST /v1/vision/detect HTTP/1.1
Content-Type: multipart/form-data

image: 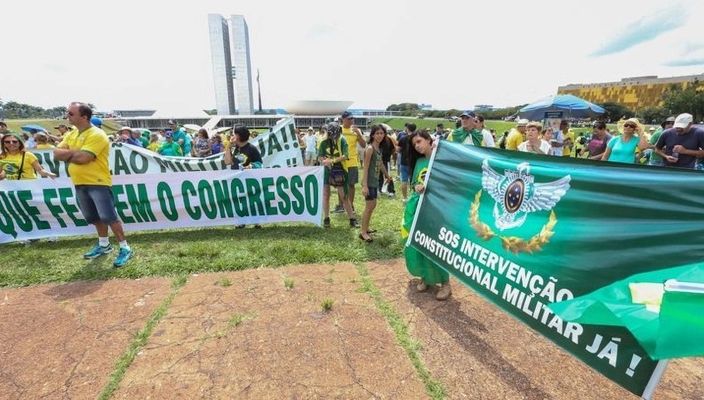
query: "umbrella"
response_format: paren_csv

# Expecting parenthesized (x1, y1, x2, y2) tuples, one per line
(519, 94, 605, 121)
(183, 124, 202, 132)
(20, 124, 48, 133)
(549, 262, 704, 360)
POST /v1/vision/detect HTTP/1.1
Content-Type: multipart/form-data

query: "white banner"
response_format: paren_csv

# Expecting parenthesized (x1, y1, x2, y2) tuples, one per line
(30, 117, 304, 177)
(0, 167, 323, 243)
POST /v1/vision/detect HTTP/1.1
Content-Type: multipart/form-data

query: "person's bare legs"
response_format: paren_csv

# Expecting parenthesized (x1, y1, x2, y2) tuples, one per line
(360, 199, 376, 240)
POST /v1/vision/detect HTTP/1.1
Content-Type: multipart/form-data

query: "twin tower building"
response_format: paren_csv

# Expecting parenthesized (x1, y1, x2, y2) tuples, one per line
(208, 14, 254, 115)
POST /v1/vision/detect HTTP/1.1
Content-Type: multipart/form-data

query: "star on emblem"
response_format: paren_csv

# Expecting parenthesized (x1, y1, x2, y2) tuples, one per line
(481, 160, 571, 231)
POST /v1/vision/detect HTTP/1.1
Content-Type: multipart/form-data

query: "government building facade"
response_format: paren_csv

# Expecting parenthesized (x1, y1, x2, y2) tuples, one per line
(558, 73, 704, 110)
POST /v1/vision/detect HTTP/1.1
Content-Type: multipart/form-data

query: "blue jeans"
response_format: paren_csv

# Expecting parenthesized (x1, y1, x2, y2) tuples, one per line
(75, 185, 119, 224)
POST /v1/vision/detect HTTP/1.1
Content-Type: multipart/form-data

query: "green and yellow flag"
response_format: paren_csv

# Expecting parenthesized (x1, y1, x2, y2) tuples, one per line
(406, 141, 704, 396)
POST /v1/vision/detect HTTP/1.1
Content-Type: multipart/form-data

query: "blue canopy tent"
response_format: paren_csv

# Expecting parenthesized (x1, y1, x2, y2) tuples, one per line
(20, 124, 48, 133)
(518, 94, 605, 121)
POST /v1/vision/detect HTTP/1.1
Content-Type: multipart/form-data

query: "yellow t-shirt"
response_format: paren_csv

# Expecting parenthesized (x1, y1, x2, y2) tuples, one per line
(0, 151, 38, 180)
(563, 130, 575, 157)
(342, 126, 360, 169)
(59, 127, 111, 186)
(36, 143, 55, 150)
(505, 128, 525, 151)
(147, 142, 160, 152)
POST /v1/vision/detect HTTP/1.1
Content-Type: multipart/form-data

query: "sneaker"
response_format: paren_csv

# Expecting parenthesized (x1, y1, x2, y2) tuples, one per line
(333, 205, 345, 214)
(349, 218, 360, 228)
(84, 243, 113, 260)
(323, 217, 331, 228)
(235, 224, 246, 229)
(436, 283, 452, 301)
(113, 247, 134, 268)
(416, 279, 428, 292)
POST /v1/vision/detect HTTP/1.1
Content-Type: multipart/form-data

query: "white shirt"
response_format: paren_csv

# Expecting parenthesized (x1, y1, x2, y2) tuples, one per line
(304, 135, 318, 152)
(481, 129, 495, 148)
(550, 130, 565, 156)
(518, 139, 551, 155)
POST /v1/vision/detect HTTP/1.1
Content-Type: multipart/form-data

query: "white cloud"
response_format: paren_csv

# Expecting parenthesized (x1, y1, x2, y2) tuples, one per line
(1, 0, 702, 114)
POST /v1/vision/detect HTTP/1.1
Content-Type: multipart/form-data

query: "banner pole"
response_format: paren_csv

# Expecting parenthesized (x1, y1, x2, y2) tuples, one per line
(641, 360, 669, 400)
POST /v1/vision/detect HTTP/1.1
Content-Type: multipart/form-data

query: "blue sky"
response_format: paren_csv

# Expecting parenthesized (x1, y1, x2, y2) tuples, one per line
(1, 0, 703, 115)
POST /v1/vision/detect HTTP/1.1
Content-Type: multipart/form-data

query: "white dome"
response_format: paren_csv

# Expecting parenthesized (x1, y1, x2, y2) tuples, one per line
(285, 100, 353, 115)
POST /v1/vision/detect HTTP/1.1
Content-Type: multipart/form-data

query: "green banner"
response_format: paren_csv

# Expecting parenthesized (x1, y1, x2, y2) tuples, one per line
(407, 141, 704, 396)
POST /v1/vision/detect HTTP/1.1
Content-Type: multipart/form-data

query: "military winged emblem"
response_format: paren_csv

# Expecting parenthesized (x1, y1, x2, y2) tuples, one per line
(481, 160, 571, 231)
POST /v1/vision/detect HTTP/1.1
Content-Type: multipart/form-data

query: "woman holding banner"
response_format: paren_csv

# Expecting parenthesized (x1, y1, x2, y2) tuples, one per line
(0, 133, 57, 181)
(401, 131, 451, 301)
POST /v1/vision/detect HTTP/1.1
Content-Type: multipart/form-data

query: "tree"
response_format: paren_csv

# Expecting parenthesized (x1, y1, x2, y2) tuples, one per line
(662, 81, 704, 122)
(636, 106, 669, 124)
(599, 102, 634, 122)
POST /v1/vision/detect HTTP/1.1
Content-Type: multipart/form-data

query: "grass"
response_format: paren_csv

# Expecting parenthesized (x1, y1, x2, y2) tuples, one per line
(355, 264, 446, 399)
(0, 190, 405, 287)
(215, 277, 232, 287)
(320, 298, 334, 312)
(97, 275, 188, 400)
(3, 118, 122, 135)
(283, 277, 295, 290)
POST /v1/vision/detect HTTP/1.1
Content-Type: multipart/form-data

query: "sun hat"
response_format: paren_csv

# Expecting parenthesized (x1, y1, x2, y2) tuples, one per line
(617, 117, 644, 135)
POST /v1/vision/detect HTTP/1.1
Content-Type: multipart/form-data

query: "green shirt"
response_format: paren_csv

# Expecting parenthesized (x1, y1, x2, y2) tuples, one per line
(649, 128, 664, 163)
(448, 128, 482, 146)
(318, 137, 349, 171)
(158, 141, 183, 156)
(366, 147, 381, 188)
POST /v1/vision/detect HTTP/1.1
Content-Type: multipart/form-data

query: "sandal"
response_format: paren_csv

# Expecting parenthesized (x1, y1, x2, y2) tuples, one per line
(358, 233, 373, 243)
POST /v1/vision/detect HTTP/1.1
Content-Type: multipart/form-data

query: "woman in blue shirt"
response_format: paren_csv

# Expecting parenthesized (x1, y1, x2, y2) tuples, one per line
(601, 118, 649, 164)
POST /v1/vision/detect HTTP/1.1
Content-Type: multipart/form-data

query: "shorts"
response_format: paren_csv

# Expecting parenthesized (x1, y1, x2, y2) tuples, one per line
(347, 167, 359, 185)
(364, 187, 378, 201)
(399, 165, 410, 183)
(75, 185, 119, 225)
(305, 150, 317, 162)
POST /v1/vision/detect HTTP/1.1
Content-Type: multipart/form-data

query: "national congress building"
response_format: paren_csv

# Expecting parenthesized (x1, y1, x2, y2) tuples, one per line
(558, 73, 704, 110)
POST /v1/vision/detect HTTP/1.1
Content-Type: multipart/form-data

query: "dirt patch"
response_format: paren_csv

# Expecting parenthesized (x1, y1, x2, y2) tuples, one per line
(114, 264, 426, 399)
(365, 259, 704, 400)
(0, 278, 171, 400)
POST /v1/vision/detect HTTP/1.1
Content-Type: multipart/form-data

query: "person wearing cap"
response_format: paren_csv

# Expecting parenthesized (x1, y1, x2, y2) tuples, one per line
(54, 124, 71, 136)
(601, 118, 649, 163)
(646, 117, 675, 166)
(505, 119, 529, 151)
(318, 121, 358, 228)
(0, 132, 57, 181)
(54, 102, 133, 267)
(654, 113, 704, 169)
(447, 111, 483, 146)
(90, 116, 103, 128)
(158, 130, 183, 156)
(338, 111, 365, 214)
(303, 127, 318, 166)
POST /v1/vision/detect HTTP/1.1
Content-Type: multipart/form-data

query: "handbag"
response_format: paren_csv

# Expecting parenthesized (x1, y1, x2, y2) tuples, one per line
(327, 138, 345, 186)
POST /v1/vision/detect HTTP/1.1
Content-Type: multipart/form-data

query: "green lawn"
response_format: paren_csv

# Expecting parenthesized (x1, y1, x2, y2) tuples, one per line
(0, 190, 406, 287)
(3, 118, 122, 135)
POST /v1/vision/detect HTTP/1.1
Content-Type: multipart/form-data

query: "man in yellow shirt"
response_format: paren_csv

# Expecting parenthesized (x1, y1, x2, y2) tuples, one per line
(335, 111, 365, 216)
(505, 119, 528, 150)
(54, 102, 133, 268)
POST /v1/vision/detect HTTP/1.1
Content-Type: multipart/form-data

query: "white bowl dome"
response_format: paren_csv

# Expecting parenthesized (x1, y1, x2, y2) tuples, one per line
(285, 100, 353, 115)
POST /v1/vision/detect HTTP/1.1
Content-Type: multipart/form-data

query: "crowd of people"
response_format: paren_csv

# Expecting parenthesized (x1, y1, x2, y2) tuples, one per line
(1, 105, 703, 296)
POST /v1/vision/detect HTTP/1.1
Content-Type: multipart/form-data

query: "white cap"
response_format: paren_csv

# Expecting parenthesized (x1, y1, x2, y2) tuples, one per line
(516, 119, 529, 126)
(674, 113, 693, 129)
